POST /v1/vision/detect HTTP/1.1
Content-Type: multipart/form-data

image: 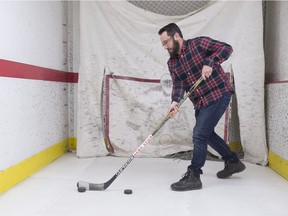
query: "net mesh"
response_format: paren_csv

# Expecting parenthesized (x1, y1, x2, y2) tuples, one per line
(128, 1, 210, 16)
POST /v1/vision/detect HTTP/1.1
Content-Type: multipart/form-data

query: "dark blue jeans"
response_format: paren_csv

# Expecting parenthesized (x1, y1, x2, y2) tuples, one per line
(188, 92, 237, 174)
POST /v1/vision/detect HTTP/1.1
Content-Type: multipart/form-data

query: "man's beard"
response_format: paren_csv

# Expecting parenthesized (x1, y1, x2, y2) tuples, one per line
(168, 40, 180, 59)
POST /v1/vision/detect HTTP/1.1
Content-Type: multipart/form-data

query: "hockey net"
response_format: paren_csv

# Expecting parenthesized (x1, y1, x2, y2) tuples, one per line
(102, 70, 243, 160)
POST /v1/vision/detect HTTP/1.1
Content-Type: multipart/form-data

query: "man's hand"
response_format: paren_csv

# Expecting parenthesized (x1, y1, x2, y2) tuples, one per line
(201, 65, 213, 80)
(168, 101, 179, 117)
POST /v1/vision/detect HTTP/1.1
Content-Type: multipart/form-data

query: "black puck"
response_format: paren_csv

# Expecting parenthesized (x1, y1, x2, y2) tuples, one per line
(78, 187, 86, 193)
(124, 189, 133, 194)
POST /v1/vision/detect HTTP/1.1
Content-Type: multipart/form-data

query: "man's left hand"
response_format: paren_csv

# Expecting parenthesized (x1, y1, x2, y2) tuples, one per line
(201, 65, 213, 80)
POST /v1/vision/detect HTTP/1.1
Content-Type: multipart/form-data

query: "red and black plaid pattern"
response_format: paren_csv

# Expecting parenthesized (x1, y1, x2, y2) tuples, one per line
(167, 36, 233, 110)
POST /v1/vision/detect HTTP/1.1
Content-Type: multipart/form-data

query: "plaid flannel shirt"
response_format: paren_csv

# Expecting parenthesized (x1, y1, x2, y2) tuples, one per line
(167, 36, 233, 110)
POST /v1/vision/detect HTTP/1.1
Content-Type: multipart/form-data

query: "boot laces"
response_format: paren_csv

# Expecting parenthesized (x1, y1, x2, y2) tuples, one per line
(223, 161, 232, 170)
(180, 171, 193, 181)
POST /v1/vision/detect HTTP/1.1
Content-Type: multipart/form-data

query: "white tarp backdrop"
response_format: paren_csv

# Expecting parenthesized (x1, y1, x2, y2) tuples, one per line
(77, 1, 268, 165)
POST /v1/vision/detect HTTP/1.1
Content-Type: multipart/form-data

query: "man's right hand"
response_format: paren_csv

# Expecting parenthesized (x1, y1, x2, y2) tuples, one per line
(168, 101, 179, 117)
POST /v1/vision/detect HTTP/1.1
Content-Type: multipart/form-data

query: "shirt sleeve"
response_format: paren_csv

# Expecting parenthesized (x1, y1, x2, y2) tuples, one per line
(168, 64, 185, 103)
(200, 37, 233, 68)
(171, 78, 185, 103)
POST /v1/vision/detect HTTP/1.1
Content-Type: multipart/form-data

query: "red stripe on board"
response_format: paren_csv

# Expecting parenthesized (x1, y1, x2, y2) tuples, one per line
(0, 59, 78, 83)
(265, 80, 288, 85)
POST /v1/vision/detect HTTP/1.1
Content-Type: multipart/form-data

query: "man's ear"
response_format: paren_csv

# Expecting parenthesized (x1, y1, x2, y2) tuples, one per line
(174, 32, 181, 40)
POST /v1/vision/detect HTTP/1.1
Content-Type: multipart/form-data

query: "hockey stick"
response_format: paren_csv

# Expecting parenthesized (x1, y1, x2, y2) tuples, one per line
(77, 77, 203, 191)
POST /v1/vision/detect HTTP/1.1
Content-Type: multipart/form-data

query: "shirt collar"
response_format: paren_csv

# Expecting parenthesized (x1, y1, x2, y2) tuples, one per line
(179, 39, 187, 56)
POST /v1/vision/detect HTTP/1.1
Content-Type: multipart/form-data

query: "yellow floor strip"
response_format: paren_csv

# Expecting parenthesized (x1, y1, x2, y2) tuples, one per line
(69, 137, 77, 149)
(0, 139, 73, 193)
(268, 151, 288, 180)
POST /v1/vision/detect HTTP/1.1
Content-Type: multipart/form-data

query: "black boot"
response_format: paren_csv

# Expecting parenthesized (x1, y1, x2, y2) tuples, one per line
(171, 169, 202, 191)
(217, 158, 246, 179)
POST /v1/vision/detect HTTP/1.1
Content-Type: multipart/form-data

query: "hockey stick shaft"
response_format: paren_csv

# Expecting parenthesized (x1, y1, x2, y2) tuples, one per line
(77, 77, 203, 191)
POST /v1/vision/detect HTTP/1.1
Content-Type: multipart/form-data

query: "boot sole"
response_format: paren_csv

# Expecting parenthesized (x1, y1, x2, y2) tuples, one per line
(171, 184, 202, 191)
(217, 164, 246, 179)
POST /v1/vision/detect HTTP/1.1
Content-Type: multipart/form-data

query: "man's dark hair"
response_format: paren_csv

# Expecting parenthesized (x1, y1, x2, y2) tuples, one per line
(158, 23, 183, 38)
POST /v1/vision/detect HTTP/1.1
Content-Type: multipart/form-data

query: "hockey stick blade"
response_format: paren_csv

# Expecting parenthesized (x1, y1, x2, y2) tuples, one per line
(77, 77, 203, 191)
(77, 174, 116, 191)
